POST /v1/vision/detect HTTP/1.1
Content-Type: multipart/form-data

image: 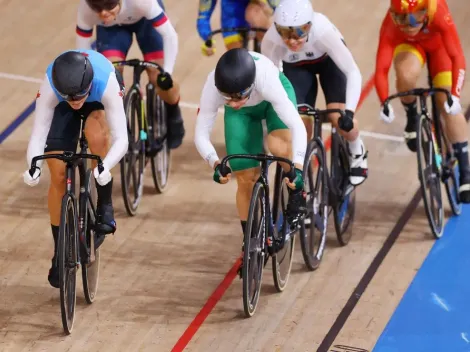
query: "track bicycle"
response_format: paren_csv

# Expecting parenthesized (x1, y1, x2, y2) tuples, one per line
(113, 59, 171, 216)
(205, 27, 268, 53)
(297, 105, 357, 271)
(28, 119, 102, 335)
(219, 153, 297, 317)
(383, 87, 461, 239)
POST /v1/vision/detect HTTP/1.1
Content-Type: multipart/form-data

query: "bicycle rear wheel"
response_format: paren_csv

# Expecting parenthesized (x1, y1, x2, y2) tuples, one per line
(81, 169, 100, 304)
(417, 114, 444, 238)
(120, 88, 145, 216)
(59, 194, 78, 335)
(299, 140, 327, 271)
(272, 165, 295, 292)
(243, 182, 266, 318)
(150, 93, 171, 193)
(332, 138, 356, 246)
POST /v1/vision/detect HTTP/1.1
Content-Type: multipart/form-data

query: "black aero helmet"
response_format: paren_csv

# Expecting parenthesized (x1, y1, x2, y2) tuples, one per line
(52, 51, 94, 101)
(86, 0, 120, 12)
(215, 48, 256, 100)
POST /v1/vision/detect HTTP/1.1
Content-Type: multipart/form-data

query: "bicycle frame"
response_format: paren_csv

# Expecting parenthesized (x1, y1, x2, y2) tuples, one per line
(205, 27, 268, 52)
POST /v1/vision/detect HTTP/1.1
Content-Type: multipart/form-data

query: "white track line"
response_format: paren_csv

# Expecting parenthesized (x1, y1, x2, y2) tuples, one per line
(0, 71, 403, 143)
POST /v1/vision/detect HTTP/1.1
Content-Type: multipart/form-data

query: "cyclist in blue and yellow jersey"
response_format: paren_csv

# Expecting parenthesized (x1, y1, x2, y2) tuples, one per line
(197, 0, 280, 56)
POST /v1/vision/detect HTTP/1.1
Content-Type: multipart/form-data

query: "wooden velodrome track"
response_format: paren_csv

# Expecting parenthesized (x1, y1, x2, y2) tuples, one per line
(0, 0, 469, 351)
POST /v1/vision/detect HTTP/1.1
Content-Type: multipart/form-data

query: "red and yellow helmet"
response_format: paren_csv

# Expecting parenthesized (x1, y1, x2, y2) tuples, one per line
(390, 0, 428, 14)
(389, 0, 433, 27)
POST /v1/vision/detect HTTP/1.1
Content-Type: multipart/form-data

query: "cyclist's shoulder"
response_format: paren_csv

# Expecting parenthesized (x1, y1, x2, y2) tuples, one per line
(428, 0, 454, 28)
(311, 12, 339, 38)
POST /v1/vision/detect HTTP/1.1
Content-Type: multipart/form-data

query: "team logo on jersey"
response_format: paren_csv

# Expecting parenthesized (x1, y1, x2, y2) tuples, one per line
(305, 52, 314, 57)
(289, 53, 299, 61)
(444, 13, 453, 25)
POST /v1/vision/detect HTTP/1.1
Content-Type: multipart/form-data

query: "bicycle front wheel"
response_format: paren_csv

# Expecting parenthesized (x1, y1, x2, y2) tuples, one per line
(417, 114, 444, 238)
(243, 182, 266, 318)
(59, 194, 78, 335)
(120, 87, 145, 216)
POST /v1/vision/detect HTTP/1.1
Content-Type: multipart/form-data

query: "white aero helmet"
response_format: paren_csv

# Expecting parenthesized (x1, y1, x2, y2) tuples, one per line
(274, 0, 314, 27)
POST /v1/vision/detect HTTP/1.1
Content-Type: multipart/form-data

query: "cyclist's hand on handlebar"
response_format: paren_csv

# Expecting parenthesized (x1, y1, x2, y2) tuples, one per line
(23, 167, 41, 187)
(156, 72, 173, 91)
(444, 95, 462, 115)
(380, 104, 395, 123)
(213, 163, 231, 184)
(285, 168, 304, 191)
(338, 110, 354, 132)
(201, 39, 216, 56)
(94, 165, 112, 186)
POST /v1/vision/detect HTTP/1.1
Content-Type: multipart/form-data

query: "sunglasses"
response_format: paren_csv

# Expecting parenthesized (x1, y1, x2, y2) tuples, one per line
(275, 22, 312, 40)
(390, 10, 427, 27)
(219, 84, 254, 101)
(86, 0, 120, 13)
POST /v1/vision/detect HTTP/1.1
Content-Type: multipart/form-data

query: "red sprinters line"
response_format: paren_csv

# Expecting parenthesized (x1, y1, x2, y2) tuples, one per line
(171, 74, 376, 352)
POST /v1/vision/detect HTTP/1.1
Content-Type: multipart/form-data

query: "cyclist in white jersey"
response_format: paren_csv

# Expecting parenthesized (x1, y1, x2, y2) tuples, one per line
(261, 0, 368, 186)
(76, 0, 185, 149)
(195, 48, 307, 240)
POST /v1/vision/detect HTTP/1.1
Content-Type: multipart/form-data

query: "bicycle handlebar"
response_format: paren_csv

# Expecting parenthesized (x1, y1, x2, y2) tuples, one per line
(219, 153, 296, 181)
(29, 151, 104, 177)
(383, 88, 453, 116)
(205, 27, 267, 48)
(112, 59, 164, 73)
(297, 104, 346, 119)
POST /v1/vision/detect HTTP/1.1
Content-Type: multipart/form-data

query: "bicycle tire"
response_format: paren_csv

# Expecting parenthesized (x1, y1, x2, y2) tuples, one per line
(272, 164, 295, 292)
(332, 139, 356, 246)
(120, 87, 144, 216)
(81, 169, 100, 304)
(299, 140, 327, 270)
(417, 114, 444, 238)
(59, 194, 78, 335)
(243, 182, 266, 318)
(150, 93, 171, 193)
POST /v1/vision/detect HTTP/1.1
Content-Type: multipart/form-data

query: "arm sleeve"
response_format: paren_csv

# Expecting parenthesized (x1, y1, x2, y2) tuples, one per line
(26, 76, 59, 168)
(143, 0, 178, 74)
(317, 28, 362, 112)
(197, 0, 217, 41)
(100, 73, 129, 171)
(374, 16, 396, 104)
(76, 0, 94, 50)
(260, 65, 307, 166)
(436, 10, 466, 97)
(260, 29, 285, 70)
(194, 72, 224, 168)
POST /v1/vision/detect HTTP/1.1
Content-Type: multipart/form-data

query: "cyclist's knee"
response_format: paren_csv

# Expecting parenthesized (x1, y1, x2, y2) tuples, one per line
(245, 2, 271, 27)
(234, 168, 260, 188)
(47, 157, 66, 190)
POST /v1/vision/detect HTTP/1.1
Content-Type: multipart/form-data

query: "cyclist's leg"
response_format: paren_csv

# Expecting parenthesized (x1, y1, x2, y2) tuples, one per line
(82, 102, 118, 236)
(245, 0, 273, 41)
(44, 102, 82, 288)
(319, 57, 368, 186)
(134, 9, 185, 149)
(96, 24, 132, 78)
(221, 0, 248, 50)
(282, 61, 317, 140)
(393, 43, 425, 151)
(224, 104, 263, 234)
(428, 47, 470, 202)
(265, 72, 306, 222)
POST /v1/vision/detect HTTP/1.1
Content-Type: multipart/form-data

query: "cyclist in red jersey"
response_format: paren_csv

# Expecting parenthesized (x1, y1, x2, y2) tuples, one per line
(375, 0, 470, 203)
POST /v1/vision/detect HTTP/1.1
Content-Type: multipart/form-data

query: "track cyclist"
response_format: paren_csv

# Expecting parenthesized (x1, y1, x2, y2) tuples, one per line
(197, 0, 280, 56)
(23, 50, 128, 288)
(195, 48, 307, 241)
(76, 0, 185, 150)
(375, 0, 470, 202)
(261, 0, 368, 186)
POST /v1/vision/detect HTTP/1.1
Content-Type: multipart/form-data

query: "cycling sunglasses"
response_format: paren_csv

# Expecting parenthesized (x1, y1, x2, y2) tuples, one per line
(219, 84, 254, 101)
(86, 0, 120, 13)
(390, 10, 427, 27)
(58, 84, 92, 102)
(275, 22, 312, 40)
